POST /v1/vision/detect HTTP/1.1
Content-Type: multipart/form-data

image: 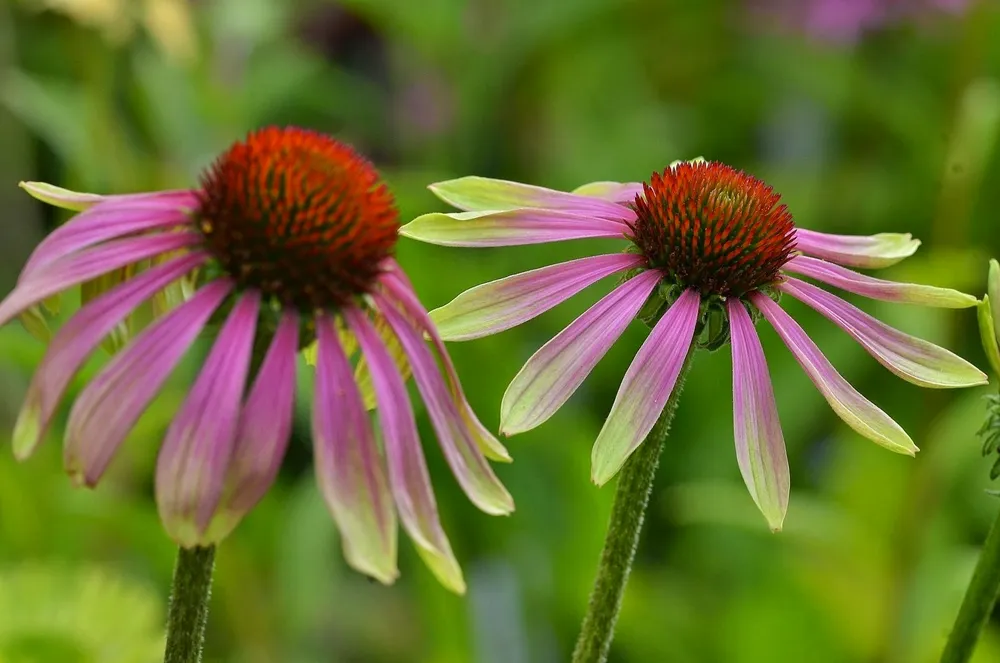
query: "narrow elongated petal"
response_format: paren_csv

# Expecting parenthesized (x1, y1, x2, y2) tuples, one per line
(794, 228, 920, 268)
(12, 252, 207, 460)
(979, 296, 1000, 376)
(156, 292, 258, 545)
(0, 231, 201, 328)
(377, 292, 514, 515)
(355, 313, 410, 410)
(728, 300, 789, 532)
(346, 307, 465, 593)
(206, 312, 299, 543)
(399, 208, 628, 247)
(501, 269, 662, 435)
(784, 256, 978, 308)
(379, 266, 510, 462)
(64, 280, 231, 485)
(591, 289, 700, 485)
(22, 204, 193, 279)
(429, 176, 632, 219)
(990, 260, 1000, 340)
(429, 253, 644, 341)
(780, 278, 987, 388)
(19, 181, 196, 212)
(751, 293, 917, 455)
(313, 316, 398, 584)
(571, 181, 644, 204)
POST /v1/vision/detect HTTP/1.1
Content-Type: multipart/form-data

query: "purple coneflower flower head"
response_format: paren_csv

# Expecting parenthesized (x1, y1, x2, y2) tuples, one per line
(979, 259, 1000, 377)
(401, 158, 986, 531)
(3, 126, 514, 593)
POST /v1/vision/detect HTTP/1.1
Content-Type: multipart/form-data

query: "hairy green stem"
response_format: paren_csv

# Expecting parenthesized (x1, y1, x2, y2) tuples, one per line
(163, 545, 216, 663)
(571, 356, 694, 663)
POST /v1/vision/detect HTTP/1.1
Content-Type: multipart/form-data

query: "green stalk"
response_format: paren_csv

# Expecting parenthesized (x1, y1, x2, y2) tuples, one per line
(163, 545, 216, 663)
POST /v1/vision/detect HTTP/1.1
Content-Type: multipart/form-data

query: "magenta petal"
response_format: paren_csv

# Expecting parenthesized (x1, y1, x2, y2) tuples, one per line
(0, 231, 201, 328)
(11, 252, 207, 460)
(429, 253, 646, 341)
(399, 208, 630, 247)
(751, 292, 917, 454)
(728, 299, 789, 532)
(501, 269, 662, 435)
(376, 290, 514, 515)
(207, 312, 299, 542)
(22, 203, 193, 279)
(156, 290, 259, 546)
(379, 265, 511, 462)
(591, 289, 701, 485)
(64, 280, 231, 486)
(345, 307, 466, 592)
(428, 176, 634, 219)
(793, 228, 920, 268)
(313, 315, 398, 584)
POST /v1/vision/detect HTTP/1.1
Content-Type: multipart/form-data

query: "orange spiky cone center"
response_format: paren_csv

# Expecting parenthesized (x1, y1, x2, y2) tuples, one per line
(629, 161, 796, 298)
(197, 126, 399, 311)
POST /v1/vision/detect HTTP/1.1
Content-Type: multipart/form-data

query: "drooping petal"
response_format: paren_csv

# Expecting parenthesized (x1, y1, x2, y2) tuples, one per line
(64, 280, 232, 485)
(355, 312, 410, 410)
(345, 307, 465, 593)
(591, 289, 700, 485)
(429, 253, 645, 341)
(0, 231, 201, 328)
(399, 208, 628, 247)
(728, 299, 789, 532)
(428, 176, 633, 219)
(19, 181, 197, 212)
(794, 228, 920, 269)
(379, 265, 511, 462)
(501, 269, 662, 435)
(750, 292, 917, 455)
(780, 278, 987, 388)
(783, 256, 978, 308)
(12, 252, 207, 460)
(205, 312, 300, 543)
(156, 291, 258, 546)
(990, 259, 1000, 341)
(376, 291, 514, 515)
(571, 181, 644, 205)
(979, 296, 1000, 377)
(313, 316, 398, 585)
(22, 203, 194, 279)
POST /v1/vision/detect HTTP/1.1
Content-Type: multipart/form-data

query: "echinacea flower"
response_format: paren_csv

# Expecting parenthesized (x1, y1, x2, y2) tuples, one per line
(2, 126, 514, 592)
(401, 159, 987, 530)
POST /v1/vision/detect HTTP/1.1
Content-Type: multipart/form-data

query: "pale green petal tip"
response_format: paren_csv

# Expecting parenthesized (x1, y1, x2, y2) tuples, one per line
(590, 450, 625, 487)
(762, 509, 785, 533)
(979, 295, 1000, 377)
(480, 485, 516, 516)
(19, 181, 104, 211)
(989, 260, 1000, 333)
(343, 548, 401, 587)
(415, 545, 467, 595)
(426, 304, 466, 342)
(11, 401, 43, 461)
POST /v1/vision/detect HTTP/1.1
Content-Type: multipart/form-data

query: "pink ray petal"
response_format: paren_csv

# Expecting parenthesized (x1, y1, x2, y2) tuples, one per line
(428, 253, 645, 341)
(571, 181, 645, 205)
(728, 299, 789, 532)
(345, 307, 465, 593)
(206, 312, 300, 543)
(501, 269, 662, 435)
(780, 278, 987, 388)
(399, 208, 629, 247)
(63, 280, 231, 486)
(22, 203, 194, 279)
(376, 291, 514, 516)
(156, 290, 259, 547)
(378, 264, 510, 462)
(313, 315, 398, 585)
(783, 256, 977, 308)
(591, 289, 700, 485)
(428, 176, 634, 220)
(750, 292, 917, 454)
(12, 251, 207, 460)
(0, 231, 201, 328)
(20, 181, 197, 212)
(794, 228, 920, 268)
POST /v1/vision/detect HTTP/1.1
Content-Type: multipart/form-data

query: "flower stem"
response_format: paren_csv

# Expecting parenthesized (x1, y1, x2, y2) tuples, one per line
(164, 545, 216, 663)
(571, 355, 694, 663)
(941, 492, 1000, 660)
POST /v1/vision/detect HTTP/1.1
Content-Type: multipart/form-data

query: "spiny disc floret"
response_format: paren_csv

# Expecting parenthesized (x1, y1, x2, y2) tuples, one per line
(630, 161, 796, 298)
(197, 126, 399, 312)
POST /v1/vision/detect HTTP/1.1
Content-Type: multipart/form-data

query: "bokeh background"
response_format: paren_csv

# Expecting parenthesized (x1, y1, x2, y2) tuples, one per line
(2, 0, 1000, 661)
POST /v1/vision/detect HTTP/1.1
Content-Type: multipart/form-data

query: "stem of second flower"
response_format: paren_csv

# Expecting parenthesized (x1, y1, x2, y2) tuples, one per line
(571, 354, 694, 663)
(163, 545, 217, 663)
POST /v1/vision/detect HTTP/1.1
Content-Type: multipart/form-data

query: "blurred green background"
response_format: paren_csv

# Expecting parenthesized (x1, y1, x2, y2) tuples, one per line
(2, 0, 1000, 661)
